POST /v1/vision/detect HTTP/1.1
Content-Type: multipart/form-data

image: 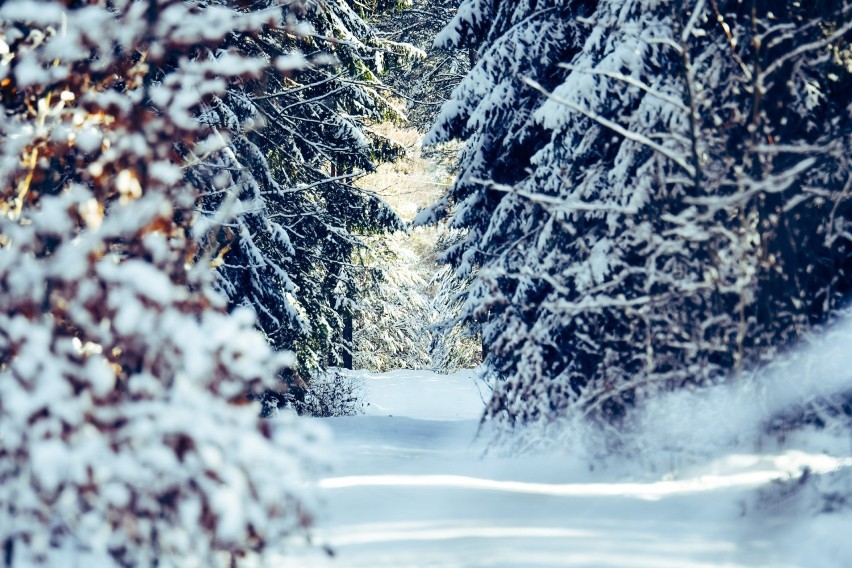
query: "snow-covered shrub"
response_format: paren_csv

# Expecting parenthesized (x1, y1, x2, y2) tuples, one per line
(0, 1, 323, 565)
(256, 369, 364, 418)
(294, 370, 366, 418)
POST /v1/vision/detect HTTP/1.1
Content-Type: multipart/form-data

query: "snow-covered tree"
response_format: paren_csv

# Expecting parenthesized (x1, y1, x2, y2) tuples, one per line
(376, 0, 470, 131)
(424, 0, 851, 432)
(418, 0, 594, 420)
(350, 223, 483, 373)
(0, 1, 323, 564)
(191, 0, 421, 374)
(351, 231, 434, 372)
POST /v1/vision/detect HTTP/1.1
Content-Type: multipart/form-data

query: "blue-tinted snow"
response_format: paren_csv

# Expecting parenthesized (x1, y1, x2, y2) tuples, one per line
(272, 342, 852, 567)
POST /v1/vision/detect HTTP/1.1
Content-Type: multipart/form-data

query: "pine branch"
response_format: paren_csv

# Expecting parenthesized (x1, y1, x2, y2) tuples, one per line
(523, 77, 696, 177)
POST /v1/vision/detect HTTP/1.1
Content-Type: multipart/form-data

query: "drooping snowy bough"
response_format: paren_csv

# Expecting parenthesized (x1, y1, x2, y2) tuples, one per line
(0, 1, 324, 565)
(192, 0, 417, 372)
(424, 0, 851, 437)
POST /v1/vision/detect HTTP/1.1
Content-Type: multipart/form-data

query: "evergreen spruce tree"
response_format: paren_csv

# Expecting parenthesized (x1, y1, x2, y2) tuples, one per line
(419, 0, 596, 423)
(425, 0, 851, 434)
(376, 0, 470, 131)
(351, 231, 435, 372)
(192, 0, 417, 374)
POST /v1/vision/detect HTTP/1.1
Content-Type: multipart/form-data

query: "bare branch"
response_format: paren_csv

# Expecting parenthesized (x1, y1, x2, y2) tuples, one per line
(760, 17, 852, 87)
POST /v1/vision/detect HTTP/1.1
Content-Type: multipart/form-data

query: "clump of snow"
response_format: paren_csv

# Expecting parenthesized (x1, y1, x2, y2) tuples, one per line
(275, 51, 308, 71)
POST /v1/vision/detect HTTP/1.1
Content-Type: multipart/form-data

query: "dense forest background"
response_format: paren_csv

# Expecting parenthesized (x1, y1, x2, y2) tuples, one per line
(0, 0, 849, 565)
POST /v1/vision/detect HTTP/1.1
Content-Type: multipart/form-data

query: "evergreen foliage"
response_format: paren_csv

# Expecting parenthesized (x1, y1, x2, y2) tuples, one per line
(377, 0, 471, 131)
(424, 0, 852, 430)
(352, 231, 434, 372)
(192, 0, 417, 372)
(0, 1, 323, 564)
(351, 226, 483, 373)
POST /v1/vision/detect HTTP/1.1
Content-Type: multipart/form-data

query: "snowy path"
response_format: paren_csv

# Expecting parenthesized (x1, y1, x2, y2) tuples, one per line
(279, 370, 851, 567)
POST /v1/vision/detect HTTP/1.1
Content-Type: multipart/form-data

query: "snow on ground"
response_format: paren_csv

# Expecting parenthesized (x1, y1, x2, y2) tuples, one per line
(272, 365, 852, 567)
(358, 369, 490, 421)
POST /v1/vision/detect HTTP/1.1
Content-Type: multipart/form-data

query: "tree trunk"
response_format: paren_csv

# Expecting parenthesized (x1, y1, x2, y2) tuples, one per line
(342, 313, 353, 370)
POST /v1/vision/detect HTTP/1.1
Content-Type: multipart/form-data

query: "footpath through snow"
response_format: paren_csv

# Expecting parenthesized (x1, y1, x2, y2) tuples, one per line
(277, 368, 852, 568)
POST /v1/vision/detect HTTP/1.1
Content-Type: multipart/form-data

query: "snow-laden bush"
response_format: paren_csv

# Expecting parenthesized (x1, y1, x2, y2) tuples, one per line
(496, 312, 852, 460)
(257, 369, 366, 418)
(296, 370, 366, 418)
(0, 1, 323, 565)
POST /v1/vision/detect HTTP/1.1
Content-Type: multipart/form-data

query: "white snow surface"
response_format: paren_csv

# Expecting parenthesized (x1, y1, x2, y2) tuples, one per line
(274, 366, 852, 567)
(359, 369, 490, 421)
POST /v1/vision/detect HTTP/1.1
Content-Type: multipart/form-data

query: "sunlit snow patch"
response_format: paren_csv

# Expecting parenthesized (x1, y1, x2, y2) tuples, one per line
(319, 450, 852, 501)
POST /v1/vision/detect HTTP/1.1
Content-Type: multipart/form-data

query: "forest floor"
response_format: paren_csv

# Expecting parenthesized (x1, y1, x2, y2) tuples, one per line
(276, 369, 852, 568)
